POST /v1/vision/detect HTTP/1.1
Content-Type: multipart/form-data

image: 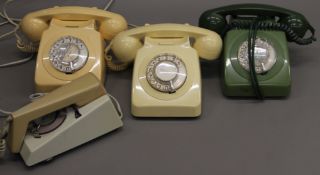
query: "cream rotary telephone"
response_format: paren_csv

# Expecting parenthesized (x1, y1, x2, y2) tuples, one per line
(17, 6, 127, 92)
(110, 23, 222, 117)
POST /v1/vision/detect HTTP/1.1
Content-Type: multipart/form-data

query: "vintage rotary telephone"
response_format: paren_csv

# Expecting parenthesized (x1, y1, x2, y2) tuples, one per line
(0, 73, 123, 166)
(109, 23, 222, 117)
(16, 6, 127, 92)
(199, 4, 316, 98)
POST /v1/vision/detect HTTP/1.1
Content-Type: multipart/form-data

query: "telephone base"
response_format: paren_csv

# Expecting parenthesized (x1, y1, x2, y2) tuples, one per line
(20, 95, 123, 166)
(132, 104, 201, 117)
(222, 30, 291, 97)
(222, 82, 291, 97)
(34, 19, 105, 93)
(131, 37, 202, 117)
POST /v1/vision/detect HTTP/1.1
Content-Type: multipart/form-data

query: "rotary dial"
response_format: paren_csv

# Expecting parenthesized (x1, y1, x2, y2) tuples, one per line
(146, 54, 187, 93)
(238, 37, 277, 74)
(49, 36, 88, 73)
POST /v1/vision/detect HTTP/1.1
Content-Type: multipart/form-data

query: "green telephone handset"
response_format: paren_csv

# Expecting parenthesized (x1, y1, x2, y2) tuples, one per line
(199, 4, 316, 98)
(110, 23, 222, 117)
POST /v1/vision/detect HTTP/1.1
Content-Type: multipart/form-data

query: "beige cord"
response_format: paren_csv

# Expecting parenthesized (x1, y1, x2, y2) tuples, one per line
(0, 0, 37, 68)
(0, 115, 11, 158)
(102, 0, 136, 71)
(0, 139, 6, 158)
(104, 41, 130, 71)
(105, 55, 130, 71)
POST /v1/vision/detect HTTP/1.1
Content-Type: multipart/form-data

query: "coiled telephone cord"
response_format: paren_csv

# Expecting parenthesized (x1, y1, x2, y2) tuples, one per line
(104, 42, 130, 71)
(105, 55, 130, 71)
(103, 0, 136, 71)
(0, 115, 12, 158)
(0, 139, 6, 157)
(229, 20, 316, 45)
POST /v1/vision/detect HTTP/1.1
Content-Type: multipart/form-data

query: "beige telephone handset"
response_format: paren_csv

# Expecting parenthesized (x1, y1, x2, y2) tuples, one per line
(1, 73, 123, 166)
(111, 23, 222, 117)
(18, 6, 128, 92)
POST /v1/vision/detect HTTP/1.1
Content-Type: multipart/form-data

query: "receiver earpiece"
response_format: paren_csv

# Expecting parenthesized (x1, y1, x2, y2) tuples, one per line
(279, 15, 309, 38)
(20, 17, 49, 42)
(111, 36, 143, 63)
(199, 12, 227, 35)
(99, 17, 128, 40)
(193, 35, 222, 60)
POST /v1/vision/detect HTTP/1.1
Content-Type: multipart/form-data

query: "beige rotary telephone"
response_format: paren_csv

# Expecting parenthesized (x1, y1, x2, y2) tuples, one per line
(110, 23, 222, 117)
(17, 6, 127, 92)
(0, 73, 123, 166)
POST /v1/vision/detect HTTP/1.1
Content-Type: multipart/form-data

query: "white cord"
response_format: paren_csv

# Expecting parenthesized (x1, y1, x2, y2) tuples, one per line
(129, 23, 138, 28)
(0, 0, 19, 39)
(0, 54, 34, 68)
(107, 94, 123, 119)
(0, 109, 11, 116)
(0, 0, 20, 23)
(0, 0, 36, 68)
(103, 0, 114, 10)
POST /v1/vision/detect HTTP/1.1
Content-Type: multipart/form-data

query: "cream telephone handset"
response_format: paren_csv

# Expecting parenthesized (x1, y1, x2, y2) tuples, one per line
(111, 24, 222, 117)
(18, 6, 127, 92)
(0, 73, 123, 166)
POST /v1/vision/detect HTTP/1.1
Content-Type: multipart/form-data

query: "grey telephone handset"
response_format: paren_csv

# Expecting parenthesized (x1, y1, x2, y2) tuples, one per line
(0, 73, 123, 166)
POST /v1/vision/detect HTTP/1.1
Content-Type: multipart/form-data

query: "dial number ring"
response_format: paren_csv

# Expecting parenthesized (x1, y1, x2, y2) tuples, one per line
(49, 36, 89, 73)
(146, 54, 187, 93)
(238, 37, 277, 74)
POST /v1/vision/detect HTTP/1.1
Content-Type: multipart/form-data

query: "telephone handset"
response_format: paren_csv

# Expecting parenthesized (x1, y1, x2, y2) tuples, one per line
(1, 73, 123, 166)
(18, 6, 128, 92)
(111, 23, 222, 117)
(199, 3, 316, 45)
(199, 4, 316, 98)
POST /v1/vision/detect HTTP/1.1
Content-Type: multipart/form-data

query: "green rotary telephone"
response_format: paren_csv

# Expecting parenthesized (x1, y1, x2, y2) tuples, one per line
(199, 4, 316, 98)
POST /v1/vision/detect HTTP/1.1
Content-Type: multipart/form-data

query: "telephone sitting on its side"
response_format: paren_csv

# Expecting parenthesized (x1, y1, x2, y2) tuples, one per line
(110, 24, 222, 117)
(17, 6, 127, 92)
(199, 4, 316, 98)
(0, 73, 123, 166)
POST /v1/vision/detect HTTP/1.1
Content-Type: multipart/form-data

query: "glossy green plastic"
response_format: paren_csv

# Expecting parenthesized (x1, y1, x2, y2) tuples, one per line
(223, 29, 290, 97)
(199, 3, 313, 39)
